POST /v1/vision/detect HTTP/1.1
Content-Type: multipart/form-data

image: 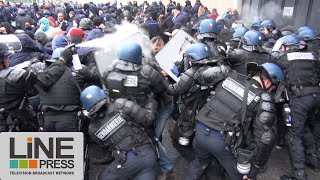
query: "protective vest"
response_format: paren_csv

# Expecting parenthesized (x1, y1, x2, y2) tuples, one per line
(0, 68, 27, 109)
(40, 67, 80, 106)
(227, 49, 270, 75)
(284, 52, 320, 93)
(196, 72, 263, 132)
(89, 105, 149, 151)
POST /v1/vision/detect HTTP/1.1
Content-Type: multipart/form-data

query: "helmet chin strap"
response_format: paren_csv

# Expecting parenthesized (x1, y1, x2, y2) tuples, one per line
(259, 74, 274, 91)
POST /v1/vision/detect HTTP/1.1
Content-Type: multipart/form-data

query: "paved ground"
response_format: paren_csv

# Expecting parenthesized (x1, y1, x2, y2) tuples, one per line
(88, 117, 320, 180)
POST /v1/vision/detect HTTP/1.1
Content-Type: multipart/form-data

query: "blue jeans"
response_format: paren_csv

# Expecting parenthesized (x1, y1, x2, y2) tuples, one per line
(155, 100, 174, 138)
(187, 122, 242, 180)
(286, 93, 320, 170)
(155, 100, 174, 172)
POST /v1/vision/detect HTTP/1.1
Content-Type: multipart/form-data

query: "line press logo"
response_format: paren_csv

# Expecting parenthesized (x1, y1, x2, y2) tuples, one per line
(0, 132, 83, 180)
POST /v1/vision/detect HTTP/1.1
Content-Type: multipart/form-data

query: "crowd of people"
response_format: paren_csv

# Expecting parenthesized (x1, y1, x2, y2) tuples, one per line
(0, 0, 319, 180)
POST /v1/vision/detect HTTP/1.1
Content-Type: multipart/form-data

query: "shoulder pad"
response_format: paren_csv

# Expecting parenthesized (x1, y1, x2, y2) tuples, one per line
(141, 64, 161, 80)
(261, 92, 272, 102)
(0, 67, 26, 82)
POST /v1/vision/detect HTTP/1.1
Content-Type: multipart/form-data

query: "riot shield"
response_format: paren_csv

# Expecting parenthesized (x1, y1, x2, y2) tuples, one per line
(0, 34, 22, 52)
(155, 29, 197, 82)
(77, 22, 151, 77)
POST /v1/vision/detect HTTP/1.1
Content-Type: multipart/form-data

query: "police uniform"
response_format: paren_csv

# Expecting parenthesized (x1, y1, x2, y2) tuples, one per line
(89, 98, 157, 180)
(36, 60, 81, 132)
(104, 59, 167, 107)
(188, 71, 276, 180)
(226, 45, 271, 75)
(168, 63, 230, 146)
(275, 51, 320, 180)
(0, 67, 38, 132)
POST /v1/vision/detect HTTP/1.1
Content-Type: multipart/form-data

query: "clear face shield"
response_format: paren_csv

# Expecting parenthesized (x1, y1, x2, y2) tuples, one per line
(0, 34, 22, 52)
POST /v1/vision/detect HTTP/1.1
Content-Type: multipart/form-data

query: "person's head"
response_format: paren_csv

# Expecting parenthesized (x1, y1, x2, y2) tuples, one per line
(79, 18, 93, 30)
(38, 17, 50, 32)
(69, 11, 75, 19)
(248, 62, 285, 93)
(0, 50, 11, 69)
(197, 5, 205, 17)
(198, 19, 218, 40)
(298, 28, 317, 42)
(233, 26, 249, 39)
(80, 85, 109, 116)
(260, 19, 276, 36)
(274, 34, 301, 52)
(68, 28, 85, 44)
(243, 30, 263, 46)
(151, 36, 164, 54)
(118, 42, 142, 64)
(251, 18, 262, 31)
(184, 42, 211, 66)
(57, 13, 65, 22)
(34, 31, 48, 45)
(212, 8, 217, 13)
(24, 21, 31, 28)
(0, 1, 5, 8)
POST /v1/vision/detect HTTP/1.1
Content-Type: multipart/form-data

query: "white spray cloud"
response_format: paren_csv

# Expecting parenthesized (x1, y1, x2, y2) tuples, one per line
(241, 1, 282, 25)
(77, 22, 152, 59)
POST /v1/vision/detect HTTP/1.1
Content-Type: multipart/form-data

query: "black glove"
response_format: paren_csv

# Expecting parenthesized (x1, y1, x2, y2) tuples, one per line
(59, 48, 73, 66)
(242, 163, 259, 180)
(76, 65, 93, 80)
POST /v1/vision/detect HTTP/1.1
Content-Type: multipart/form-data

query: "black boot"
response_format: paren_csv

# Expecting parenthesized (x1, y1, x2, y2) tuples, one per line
(280, 169, 307, 180)
(305, 154, 320, 172)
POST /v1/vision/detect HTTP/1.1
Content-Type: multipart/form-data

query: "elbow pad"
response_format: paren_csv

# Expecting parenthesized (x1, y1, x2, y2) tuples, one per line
(141, 65, 168, 93)
(200, 65, 230, 85)
(252, 93, 276, 167)
(114, 98, 153, 128)
(170, 68, 196, 95)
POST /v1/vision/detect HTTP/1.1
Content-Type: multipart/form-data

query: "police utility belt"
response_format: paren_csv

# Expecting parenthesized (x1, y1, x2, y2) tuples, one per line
(197, 122, 239, 151)
(291, 84, 320, 97)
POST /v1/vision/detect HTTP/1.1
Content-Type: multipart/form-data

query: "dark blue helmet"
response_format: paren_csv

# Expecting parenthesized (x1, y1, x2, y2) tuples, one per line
(233, 26, 249, 38)
(199, 19, 218, 34)
(261, 62, 285, 84)
(298, 29, 317, 41)
(185, 43, 211, 61)
(279, 34, 300, 46)
(80, 85, 108, 115)
(251, 18, 262, 30)
(260, 19, 276, 29)
(243, 30, 263, 46)
(297, 26, 315, 34)
(118, 42, 142, 64)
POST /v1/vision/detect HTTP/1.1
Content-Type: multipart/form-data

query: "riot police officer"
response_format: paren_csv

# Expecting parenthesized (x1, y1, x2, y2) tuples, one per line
(103, 42, 168, 109)
(0, 40, 38, 132)
(260, 19, 282, 51)
(197, 18, 226, 61)
(35, 46, 82, 132)
(80, 85, 157, 180)
(226, 30, 271, 75)
(188, 62, 285, 180)
(271, 35, 320, 180)
(168, 42, 230, 147)
(0, 37, 38, 132)
(227, 25, 249, 53)
(298, 26, 320, 60)
(103, 42, 169, 178)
